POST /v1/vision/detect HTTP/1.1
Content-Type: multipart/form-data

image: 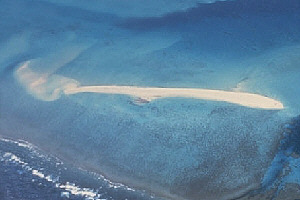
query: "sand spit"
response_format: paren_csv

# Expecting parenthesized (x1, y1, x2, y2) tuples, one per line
(16, 61, 284, 110)
(64, 85, 284, 110)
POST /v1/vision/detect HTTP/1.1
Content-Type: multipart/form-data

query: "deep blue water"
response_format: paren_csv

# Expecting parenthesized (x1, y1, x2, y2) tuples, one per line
(0, 138, 158, 200)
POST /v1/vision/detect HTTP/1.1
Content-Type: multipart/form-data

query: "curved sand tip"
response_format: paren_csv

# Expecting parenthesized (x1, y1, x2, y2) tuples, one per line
(64, 86, 284, 110)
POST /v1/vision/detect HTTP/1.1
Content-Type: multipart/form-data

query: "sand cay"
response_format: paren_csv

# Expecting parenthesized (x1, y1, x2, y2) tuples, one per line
(16, 61, 284, 110)
(64, 85, 284, 110)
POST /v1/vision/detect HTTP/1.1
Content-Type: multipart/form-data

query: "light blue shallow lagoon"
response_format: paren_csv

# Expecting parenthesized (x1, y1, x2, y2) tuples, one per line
(0, 0, 300, 199)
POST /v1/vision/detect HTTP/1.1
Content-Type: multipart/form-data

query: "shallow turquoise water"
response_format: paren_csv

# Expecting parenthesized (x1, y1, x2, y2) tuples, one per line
(0, 0, 300, 199)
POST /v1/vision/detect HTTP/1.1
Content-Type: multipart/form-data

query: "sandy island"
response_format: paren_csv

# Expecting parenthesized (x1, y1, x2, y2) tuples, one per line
(64, 85, 284, 110)
(17, 61, 284, 110)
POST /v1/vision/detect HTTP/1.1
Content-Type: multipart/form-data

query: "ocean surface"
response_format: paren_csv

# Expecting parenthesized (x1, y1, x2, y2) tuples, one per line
(1, 0, 300, 199)
(0, 137, 159, 200)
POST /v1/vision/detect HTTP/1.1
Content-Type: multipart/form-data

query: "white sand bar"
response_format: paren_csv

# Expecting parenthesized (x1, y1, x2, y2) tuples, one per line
(15, 61, 284, 110)
(64, 85, 284, 110)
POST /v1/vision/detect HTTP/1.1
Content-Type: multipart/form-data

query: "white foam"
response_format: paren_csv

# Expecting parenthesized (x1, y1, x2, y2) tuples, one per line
(0, 138, 138, 199)
(1, 151, 104, 200)
(0, 137, 34, 150)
